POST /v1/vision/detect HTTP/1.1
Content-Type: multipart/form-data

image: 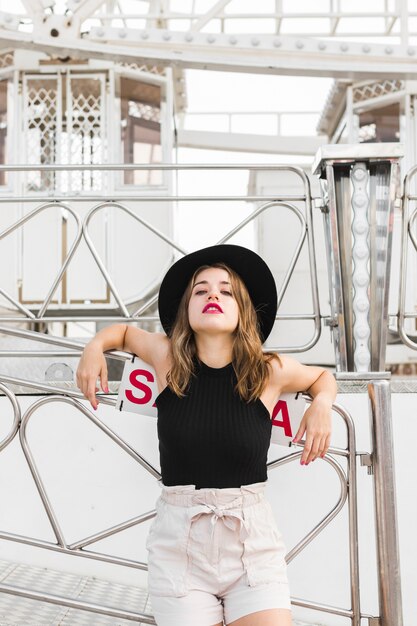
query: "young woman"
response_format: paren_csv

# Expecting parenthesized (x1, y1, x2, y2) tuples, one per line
(76, 244, 337, 626)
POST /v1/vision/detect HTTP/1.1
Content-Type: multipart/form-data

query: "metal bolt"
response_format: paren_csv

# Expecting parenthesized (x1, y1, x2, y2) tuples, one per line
(359, 453, 374, 475)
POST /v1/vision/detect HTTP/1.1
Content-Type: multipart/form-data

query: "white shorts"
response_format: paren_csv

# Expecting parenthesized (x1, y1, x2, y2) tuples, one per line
(145, 480, 292, 625)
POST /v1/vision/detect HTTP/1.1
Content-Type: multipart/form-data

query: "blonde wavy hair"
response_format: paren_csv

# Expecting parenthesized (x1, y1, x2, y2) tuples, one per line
(165, 262, 282, 403)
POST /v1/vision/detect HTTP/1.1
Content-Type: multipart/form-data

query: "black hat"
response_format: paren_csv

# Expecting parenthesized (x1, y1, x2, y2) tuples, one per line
(158, 244, 277, 343)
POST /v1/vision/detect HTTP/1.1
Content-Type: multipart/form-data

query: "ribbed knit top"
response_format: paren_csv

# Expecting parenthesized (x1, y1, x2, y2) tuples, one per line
(155, 356, 272, 489)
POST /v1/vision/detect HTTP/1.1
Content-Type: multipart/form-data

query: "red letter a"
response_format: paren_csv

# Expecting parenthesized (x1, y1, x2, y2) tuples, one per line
(271, 400, 293, 437)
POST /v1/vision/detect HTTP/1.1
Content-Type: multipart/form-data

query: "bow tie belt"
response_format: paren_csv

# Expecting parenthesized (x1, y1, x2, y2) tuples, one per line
(189, 501, 250, 562)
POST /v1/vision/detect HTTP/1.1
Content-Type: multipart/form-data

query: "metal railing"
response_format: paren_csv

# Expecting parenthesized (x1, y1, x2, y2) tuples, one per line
(0, 157, 414, 624)
(0, 163, 320, 353)
(0, 371, 381, 625)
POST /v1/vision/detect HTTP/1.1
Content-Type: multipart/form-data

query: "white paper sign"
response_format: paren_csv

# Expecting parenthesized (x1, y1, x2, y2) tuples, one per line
(269, 391, 307, 447)
(115, 355, 159, 417)
(116, 357, 307, 447)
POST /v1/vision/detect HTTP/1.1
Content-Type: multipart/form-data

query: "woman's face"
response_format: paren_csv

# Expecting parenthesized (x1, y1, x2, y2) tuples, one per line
(187, 267, 239, 337)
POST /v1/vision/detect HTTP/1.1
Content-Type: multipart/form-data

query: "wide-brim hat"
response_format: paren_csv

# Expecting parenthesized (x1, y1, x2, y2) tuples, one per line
(158, 244, 277, 343)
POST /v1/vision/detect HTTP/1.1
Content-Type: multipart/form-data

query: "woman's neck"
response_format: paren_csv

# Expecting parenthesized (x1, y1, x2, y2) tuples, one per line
(194, 336, 233, 368)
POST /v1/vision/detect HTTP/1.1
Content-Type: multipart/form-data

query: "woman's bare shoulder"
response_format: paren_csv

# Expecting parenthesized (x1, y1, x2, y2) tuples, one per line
(152, 333, 173, 369)
(124, 326, 172, 369)
(267, 353, 327, 394)
(264, 353, 300, 392)
(264, 353, 284, 382)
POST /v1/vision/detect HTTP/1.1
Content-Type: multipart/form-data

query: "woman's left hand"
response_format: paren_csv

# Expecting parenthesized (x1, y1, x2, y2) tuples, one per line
(292, 397, 332, 465)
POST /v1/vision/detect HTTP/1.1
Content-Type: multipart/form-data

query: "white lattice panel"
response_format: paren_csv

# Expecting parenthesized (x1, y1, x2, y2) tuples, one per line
(23, 76, 60, 192)
(66, 75, 105, 193)
(117, 62, 165, 76)
(22, 73, 106, 193)
(353, 79, 404, 103)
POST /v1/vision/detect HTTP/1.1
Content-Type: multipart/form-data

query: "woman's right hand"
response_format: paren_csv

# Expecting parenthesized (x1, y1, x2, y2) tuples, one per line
(76, 341, 109, 410)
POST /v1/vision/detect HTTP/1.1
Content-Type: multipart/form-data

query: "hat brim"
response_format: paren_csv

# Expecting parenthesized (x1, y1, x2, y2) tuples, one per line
(158, 244, 277, 343)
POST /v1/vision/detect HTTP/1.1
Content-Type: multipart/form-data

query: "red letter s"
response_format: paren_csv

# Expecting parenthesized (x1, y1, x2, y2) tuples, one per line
(125, 369, 155, 406)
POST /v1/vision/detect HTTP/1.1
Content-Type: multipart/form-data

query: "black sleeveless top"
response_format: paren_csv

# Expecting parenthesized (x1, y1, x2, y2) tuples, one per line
(155, 357, 272, 489)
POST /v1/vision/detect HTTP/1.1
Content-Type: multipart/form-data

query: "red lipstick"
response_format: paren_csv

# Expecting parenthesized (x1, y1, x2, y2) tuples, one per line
(203, 303, 223, 313)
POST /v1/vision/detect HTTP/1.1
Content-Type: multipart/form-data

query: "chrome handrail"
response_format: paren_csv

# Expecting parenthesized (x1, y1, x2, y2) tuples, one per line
(0, 378, 363, 624)
(0, 201, 82, 319)
(0, 162, 320, 353)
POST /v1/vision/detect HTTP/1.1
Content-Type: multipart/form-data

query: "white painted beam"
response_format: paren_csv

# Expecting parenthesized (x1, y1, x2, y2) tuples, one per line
(176, 129, 327, 155)
(1, 28, 417, 79)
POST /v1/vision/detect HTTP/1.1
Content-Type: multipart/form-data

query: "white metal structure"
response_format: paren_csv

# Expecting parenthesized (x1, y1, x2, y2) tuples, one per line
(0, 46, 175, 312)
(0, 2, 417, 626)
(0, 1, 417, 79)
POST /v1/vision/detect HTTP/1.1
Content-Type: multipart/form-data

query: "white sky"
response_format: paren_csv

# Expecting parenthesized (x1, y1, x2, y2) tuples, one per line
(175, 70, 332, 251)
(185, 71, 332, 113)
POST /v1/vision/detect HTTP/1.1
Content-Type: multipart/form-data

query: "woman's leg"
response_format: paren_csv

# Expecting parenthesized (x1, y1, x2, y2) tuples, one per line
(227, 607, 292, 625)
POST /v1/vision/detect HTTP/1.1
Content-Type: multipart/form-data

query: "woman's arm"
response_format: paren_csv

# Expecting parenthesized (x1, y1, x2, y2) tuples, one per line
(273, 354, 337, 465)
(76, 324, 168, 409)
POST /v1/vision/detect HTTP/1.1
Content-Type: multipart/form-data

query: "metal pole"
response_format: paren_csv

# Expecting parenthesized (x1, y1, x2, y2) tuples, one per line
(368, 378, 403, 626)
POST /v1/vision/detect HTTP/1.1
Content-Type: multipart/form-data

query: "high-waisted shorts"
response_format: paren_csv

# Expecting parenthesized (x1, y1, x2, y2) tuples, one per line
(145, 480, 292, 626)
